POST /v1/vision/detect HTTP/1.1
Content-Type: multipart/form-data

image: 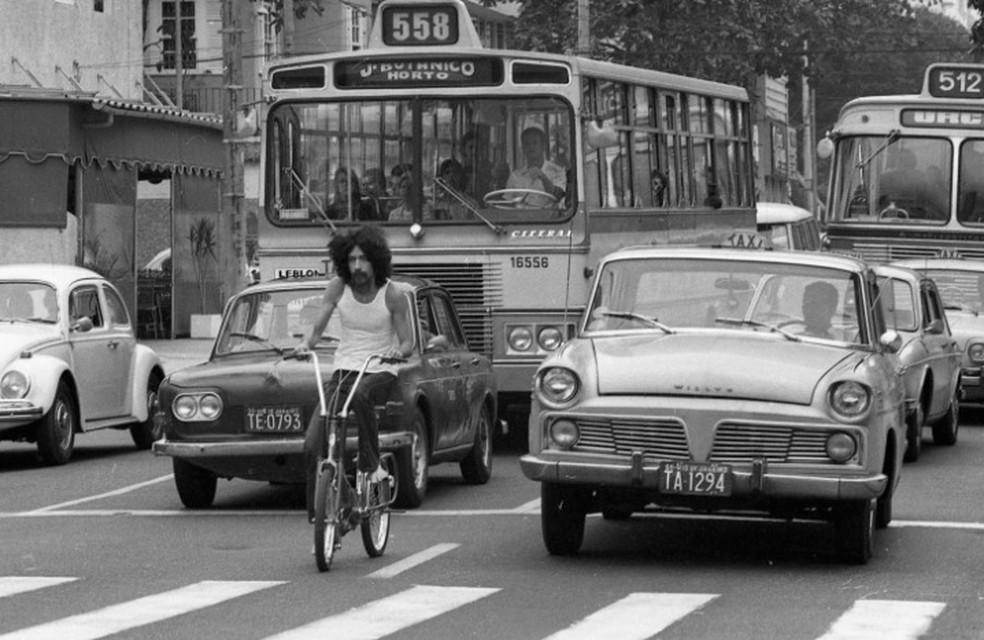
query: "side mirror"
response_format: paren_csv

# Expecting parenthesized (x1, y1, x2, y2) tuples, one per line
(816, 137, 835, 159)
(926, 319, 945, 335)
(584, 120, 618, 150)
(880, 329, 902, 353)
(71, 316, 94, 333)
(424, 334, 450, 353)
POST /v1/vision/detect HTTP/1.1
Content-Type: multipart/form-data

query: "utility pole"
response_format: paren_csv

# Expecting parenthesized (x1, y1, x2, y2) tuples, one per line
(283, 0, 295, 56)
(221, 0, 246, 300)
(174, 0, 183, 109)
(577, 0, 590, 56)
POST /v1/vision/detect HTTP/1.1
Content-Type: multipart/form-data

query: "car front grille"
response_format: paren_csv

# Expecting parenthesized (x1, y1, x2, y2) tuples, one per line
(851, 242, 984, 263)
(709, 423, 831, 463)
(573, 417, 690, 460)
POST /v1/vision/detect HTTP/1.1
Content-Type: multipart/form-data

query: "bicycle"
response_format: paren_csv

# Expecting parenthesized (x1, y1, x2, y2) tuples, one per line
(292, 350, 402, 572)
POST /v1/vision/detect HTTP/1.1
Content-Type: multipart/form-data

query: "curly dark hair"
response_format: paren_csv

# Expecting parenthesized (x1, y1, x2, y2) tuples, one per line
(327, 225, 392, 286)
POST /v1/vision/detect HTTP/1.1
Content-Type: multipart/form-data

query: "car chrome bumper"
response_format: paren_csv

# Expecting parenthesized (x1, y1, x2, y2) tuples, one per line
(519, 454, 888, 501)
(961, 367, 984, 402)
(153, 431, 415, 458)
(0, 401, 44, 426)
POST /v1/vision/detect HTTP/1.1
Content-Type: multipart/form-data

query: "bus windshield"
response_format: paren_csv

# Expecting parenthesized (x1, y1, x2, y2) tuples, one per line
(831, 136, 952, 224)
(266, 97, 574, 226)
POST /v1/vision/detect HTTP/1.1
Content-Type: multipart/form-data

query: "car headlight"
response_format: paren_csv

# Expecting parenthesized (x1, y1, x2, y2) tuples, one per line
(536, 366, 580, 407)
(969, 342, 984, 364)
(829, 381, 871, 419)
(537, 326, 565, 352)
(172, 392, 224, 422)
(825, 432, 858, 463)
(508, 325, 534, 352)
(549, 419, 579, 449)
(0, 370, 30, 399)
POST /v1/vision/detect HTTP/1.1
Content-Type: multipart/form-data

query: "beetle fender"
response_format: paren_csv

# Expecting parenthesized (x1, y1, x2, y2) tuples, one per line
(4, 353, 73, 414)
(126, 344, 164, 421)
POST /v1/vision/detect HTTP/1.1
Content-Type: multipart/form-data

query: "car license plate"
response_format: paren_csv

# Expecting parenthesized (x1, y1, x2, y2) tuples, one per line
(658, 462, 732, 496)
(246, 406, 304, 433)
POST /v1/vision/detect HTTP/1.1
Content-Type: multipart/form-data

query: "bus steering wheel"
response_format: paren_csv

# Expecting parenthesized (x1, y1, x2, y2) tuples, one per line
(483, 188, 558, 209)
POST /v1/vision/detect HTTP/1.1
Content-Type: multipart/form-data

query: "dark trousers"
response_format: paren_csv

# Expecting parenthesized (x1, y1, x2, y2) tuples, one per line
(304, 369, 397, 519)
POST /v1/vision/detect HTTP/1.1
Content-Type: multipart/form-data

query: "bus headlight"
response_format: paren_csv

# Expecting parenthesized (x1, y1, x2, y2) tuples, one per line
(537, 326, 565, 351)
(536, 366, 580, 407)
(0, 370, 30, 399)
(508, 325, 534, 352)
(829, 381, 871, 419)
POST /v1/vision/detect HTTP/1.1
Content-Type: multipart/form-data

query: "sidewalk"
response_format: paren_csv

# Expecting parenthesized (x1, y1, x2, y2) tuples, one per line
(141, 338, 213, 374)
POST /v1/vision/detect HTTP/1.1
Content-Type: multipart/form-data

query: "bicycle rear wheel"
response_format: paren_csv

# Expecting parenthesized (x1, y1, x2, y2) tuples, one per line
(314, 462, 339, 572)
(361, 468, 392, 557)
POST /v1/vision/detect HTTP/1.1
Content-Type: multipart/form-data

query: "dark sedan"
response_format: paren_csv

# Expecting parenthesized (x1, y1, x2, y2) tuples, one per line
(153, 275, 496, 509)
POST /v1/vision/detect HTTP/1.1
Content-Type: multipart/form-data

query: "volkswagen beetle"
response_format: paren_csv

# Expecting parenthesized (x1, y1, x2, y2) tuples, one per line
(520, 246, 906, 564)
(0, 264, 165, 464)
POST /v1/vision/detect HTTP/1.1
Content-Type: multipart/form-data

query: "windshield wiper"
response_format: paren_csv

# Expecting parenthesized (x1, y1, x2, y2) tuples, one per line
(854, 129, 901, 169)
(287, 169, 337, 233)
(433, 176, 505, 235)
(600, 311, 675, 334)
(228, 332, 284, 354)
(944, 303, 979, 316)
(714, 317, 801, 342)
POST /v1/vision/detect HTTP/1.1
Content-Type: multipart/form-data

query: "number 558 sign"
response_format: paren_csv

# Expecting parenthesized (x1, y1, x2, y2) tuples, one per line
(382, 5, 459, 46)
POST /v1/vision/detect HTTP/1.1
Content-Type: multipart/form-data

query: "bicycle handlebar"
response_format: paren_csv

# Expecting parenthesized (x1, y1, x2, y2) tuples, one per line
(285, 350, 407, 418)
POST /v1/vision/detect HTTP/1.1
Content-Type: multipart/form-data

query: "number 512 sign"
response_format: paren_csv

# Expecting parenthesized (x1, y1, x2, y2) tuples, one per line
(382, 5, 459, 46)
(926, 65, 984, 99)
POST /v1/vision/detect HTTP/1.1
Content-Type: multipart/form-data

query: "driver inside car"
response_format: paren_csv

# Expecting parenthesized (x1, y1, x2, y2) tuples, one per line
(801, 281, 839, 340)
(505, 126, 566, 208)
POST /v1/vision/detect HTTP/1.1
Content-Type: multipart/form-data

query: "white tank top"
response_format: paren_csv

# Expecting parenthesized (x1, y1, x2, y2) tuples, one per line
(332, 280, 399, 374)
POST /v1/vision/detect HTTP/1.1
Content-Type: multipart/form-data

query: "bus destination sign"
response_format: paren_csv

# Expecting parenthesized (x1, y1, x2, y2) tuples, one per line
(381, 5, 459, 46)
(334, 58, 503, 89)
(926, 65, 984, 99)
(901, 109, 984, 129)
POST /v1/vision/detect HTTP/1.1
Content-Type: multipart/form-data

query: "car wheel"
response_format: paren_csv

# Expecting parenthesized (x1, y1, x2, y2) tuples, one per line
(834, 499, 874, 565)
(459, 405, 493, 485)
(173, 458, 217, 508)
(541, 483, 586, 556)
(395, 407, 429, 509)
(903, 403, 923, 463)
(932, 388, 959, 446)
(129, 371, 164, 450)
(602, 508, 632, 521)
(37, 381, 76, 466)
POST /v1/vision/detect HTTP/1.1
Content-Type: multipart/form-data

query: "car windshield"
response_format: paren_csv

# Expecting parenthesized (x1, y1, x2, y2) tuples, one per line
(585, 257, 864, 344)
(0, 282, 58, 323)
(921, 268, 984, 312)
(214, 288, 340, 355)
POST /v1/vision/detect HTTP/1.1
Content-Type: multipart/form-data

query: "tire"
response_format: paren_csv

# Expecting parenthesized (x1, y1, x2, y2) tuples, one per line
(361, 456, 393, 558)
(541, 483, 586, 556)
(834, 499, 874, 565)
(130, 371, 164, 450)
(460, 405, 493, 485)
(602, 508, 632, 521)
(876, 452, 896, 530)
(395, 407, 429, 509)
(37, 381, 76, 466)
(903, 403, 922, 463)
(173, 458, 217, 509)
(314, 463, 339, 572)
(932, 388, 959, 446)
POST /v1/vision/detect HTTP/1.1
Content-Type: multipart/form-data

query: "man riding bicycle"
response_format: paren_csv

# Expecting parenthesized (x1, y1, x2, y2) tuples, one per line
(293, 225, 413, 524)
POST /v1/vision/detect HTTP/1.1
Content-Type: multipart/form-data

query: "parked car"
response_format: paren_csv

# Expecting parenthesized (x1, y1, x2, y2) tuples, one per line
(0, 264, 165, 464)
(756, 202, 823, 251)
(874, 264, 961, 462)
(520, 245, 906, 564)
(153, 275, 496, 509)
(891, 258, 984, 411)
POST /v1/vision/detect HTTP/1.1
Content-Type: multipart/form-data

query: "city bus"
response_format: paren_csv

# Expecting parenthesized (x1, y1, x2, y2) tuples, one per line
(819, 62, 984, 262)
(256, 0, 757, 435)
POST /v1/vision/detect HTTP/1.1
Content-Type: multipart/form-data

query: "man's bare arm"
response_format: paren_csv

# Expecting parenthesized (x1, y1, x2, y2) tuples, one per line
(386, 284, 415, 358)
(300, 278, 344, 351)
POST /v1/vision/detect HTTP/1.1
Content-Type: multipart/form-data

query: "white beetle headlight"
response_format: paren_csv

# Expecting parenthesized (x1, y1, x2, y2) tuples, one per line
(829, 381, 871, 419)
(536, 366, 580, 407)
(0, 370, 30, 399)
(969, 342, 984, 364)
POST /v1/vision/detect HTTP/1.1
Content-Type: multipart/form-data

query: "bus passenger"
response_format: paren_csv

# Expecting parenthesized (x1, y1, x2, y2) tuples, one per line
(506, 127, 566, 207)
(459, 132, 492, 199)
(435, 158, 468, 221)
(361, 167, 389, 220)
(878, 149, 929, 215)
(388, 170, 432, 222)
(327, 168, 375, 221)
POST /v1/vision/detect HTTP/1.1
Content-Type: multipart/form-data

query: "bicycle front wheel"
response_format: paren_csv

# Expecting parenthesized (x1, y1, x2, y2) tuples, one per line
(314, 463, 339, 572)
(361, 474, 392, 558)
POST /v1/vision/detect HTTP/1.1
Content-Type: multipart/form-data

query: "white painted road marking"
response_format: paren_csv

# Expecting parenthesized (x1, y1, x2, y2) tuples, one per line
(262, 585, 499, 640)
(544, 593, 718, 640)
(366, 542, 459, 579)
(25, 475, 174, 514)
(817, 599, 946, 640)
(0, 580, 283, 640)
(0, 577, 77, 598)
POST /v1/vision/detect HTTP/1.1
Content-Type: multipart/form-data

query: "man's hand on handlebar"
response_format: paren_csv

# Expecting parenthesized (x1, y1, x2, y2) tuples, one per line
(285, 342, 313, 360)
(377, 347, 409, 365)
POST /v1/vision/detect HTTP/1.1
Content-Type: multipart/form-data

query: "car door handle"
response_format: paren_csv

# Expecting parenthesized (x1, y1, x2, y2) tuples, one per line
(108, 340, 119, 350)
(470, 358, 481, 365)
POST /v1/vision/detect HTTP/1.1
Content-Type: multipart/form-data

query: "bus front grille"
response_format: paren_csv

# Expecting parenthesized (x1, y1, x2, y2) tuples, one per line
(394, 262, 502, 355)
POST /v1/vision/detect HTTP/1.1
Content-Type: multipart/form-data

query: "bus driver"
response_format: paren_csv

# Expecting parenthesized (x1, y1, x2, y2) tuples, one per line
(506, 127, 566, 208)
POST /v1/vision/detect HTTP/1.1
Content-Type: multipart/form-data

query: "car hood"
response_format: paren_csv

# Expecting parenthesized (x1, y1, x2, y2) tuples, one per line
(0, 323, 61, 368)
(945, 312, 984, 347)
(163, 352, 333, 401)
(592, 332, 855, 404)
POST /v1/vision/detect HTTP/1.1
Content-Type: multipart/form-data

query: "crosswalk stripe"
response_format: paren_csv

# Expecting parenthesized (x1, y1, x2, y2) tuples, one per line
(263, 585, 499, 640)
(0, 577, 78, 598)
(366, 543, 460, 579)
(0, 580, 284, 640)
(816, 599, 946, 640)
(543, 592, 718, 640)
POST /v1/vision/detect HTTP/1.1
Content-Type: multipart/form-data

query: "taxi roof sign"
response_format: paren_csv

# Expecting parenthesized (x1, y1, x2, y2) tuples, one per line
(367, 0, 484, 50)
(725, 231, 771, 249)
